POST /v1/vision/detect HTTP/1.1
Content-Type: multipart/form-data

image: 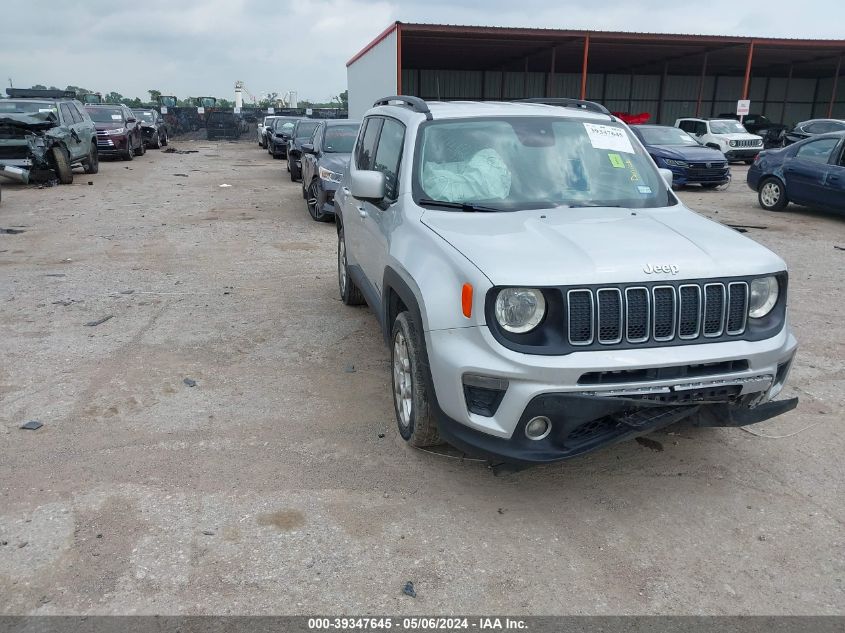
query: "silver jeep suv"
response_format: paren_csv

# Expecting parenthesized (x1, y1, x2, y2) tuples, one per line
(335, 96, 798, 466)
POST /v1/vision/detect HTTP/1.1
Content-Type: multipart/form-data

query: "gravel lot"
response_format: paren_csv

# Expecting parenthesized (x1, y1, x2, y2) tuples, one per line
(0, 138, 842, 615)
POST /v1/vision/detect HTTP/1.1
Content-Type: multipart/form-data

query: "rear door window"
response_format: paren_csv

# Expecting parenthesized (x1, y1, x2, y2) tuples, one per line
(59, 103, 75, 125)
(795, 138, 839, 163)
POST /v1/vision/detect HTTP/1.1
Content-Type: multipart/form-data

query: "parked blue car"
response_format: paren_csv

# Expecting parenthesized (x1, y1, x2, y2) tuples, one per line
(747, 131, 845, 213)
(630, 124, 730, 188)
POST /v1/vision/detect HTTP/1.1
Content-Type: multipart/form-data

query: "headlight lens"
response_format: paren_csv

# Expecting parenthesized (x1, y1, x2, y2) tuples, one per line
(663, 158, 689, 168)
(729, 140, 737, 147)
(748, 276, 779, 318)
(494, 288, 546, 334)
(106, 127, 126, 135)
(319, 166, 342, 183)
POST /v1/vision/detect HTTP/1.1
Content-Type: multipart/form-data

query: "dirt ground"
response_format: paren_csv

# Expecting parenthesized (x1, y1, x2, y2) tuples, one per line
(0, 137, 843, 615)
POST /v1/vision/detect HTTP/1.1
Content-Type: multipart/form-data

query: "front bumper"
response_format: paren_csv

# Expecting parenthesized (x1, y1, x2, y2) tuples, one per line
(270, 140, 288, 156)
(426, 324, 798, 464)
(668, 167, 730, 186)
(725, 149, 761, 160)
(316, 179, 339, 215)
(96, 135, 130, 155)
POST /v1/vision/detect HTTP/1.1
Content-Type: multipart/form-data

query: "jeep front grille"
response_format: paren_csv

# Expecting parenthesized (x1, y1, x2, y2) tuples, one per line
(567, 281, 748, 347)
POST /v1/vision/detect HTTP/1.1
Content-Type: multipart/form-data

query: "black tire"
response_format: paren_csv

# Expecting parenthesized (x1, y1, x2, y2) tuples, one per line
(338, 224, 365, 306)
(391, 312, 441, 447)
(744, 158, 754, 165)
(758, 177, 789, 211)
(151, 132, 161, 149)
(161, 131, 168, 147)
(290, 161, 301, 182)
(51, 146, 73, 184)
(306, 179, 330, 222)
(122, 141, 134, 161)
(83, 144, 99, 174)
(136, 136, 146, 156)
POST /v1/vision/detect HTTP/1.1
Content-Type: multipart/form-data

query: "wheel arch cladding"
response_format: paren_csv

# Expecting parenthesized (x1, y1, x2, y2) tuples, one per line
(382, 267, 423, 346)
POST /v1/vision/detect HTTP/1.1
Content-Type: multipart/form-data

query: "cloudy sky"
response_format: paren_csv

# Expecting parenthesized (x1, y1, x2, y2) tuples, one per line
(1, 0, 842, 103)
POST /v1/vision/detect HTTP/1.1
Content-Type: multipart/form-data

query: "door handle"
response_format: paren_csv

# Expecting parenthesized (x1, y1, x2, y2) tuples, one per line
(357, 206, 368, 218)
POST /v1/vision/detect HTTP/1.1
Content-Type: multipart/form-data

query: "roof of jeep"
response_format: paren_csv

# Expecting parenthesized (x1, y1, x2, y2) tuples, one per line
(370, 100, 613, 122)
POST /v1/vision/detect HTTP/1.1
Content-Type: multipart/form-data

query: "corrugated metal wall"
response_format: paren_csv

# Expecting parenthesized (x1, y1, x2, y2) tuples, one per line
(400, 68, 844, 125)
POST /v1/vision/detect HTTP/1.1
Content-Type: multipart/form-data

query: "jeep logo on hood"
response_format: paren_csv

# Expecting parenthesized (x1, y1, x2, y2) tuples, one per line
(644, 263, 679, 275)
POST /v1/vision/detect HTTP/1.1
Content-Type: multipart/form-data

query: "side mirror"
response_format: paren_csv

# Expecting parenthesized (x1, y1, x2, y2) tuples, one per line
(351, 170, 386, 201)
(126, 117, 137, 123)
(658, 168, 674, 188)
(302, 143, 316, 154)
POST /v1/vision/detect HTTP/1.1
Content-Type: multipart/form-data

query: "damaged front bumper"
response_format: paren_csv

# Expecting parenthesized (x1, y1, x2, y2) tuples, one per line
(0, 135, 52, 184)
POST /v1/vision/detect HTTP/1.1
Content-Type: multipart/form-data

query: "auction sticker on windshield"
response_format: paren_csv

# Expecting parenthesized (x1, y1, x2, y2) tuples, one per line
(584, 123, 634, 154)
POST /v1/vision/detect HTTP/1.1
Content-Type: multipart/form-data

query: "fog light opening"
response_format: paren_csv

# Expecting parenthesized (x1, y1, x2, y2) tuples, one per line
(525, 416, 552, 441)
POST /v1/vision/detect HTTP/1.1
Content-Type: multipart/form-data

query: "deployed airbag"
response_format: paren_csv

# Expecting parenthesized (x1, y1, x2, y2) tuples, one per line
(421, 148, 511, 202)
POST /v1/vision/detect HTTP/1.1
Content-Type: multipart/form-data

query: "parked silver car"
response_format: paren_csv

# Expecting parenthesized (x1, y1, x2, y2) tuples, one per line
(335, 96, 798, 467)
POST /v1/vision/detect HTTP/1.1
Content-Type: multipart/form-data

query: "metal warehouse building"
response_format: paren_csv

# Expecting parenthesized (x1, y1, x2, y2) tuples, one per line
(346, 22, 845, 125)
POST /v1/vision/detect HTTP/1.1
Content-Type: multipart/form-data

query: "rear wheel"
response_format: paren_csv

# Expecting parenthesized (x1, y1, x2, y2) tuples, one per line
(391, 312, 441, 447)
(83, 144, 99, 174)
(338, 224, 365, 306)
(51, 146, 73, 184)
(758, 177, 788, 211)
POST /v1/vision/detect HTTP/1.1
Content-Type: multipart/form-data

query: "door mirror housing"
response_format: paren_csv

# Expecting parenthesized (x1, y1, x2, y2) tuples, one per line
(658, 168, 674, 188)
(302, 143, 316, 154)
(350, 170, 386, 201)
(126, 118, 137, 123)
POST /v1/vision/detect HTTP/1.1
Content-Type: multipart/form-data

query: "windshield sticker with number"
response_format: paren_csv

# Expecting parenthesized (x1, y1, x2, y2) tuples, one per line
(584, 123, 635, 154)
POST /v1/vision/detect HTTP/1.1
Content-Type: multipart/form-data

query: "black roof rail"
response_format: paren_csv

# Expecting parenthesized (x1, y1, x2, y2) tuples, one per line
(518, 97, 610, 115)
(5, 88, 77, 100)
(373, 95, 432, 120)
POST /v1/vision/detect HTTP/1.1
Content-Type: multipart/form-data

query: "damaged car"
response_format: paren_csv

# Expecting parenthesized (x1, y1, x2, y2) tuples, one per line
(335, 96, 798, 469)
(0, 88, 98, 185)
(133, 108, 168, 149)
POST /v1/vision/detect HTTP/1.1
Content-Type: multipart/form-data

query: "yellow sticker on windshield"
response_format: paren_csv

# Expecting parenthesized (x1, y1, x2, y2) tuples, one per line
(608, 153, 626, 168)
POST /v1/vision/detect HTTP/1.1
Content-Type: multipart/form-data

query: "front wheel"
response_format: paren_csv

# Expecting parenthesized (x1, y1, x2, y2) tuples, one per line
(136, 136, 146, 156)
(51, 146, 73, 184)
(306, 179, 330, 222)
(744, 158, 755, 165)
(758, 177, 788, 211)
(338, 224, 365, 306)
(391, 312, 441, 447)
(122, 142, 134, 161)
(161, 131, 168, 147)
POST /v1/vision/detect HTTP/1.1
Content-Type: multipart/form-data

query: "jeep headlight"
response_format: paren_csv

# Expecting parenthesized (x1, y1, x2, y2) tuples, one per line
(748, 276, 779, 318)
(729, 140, 737, 147)
(319, 166, 342, 184)
(495, 288, 546, 334)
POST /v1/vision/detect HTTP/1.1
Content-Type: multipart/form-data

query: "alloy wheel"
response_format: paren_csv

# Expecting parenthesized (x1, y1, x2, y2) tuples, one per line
(393, 332, 413, 429)
(760, 182, 780, 207)
(338, 235, 347, 295)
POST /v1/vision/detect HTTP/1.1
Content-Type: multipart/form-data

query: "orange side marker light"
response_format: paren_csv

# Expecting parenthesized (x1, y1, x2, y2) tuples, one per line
(461, 283, 473, 318)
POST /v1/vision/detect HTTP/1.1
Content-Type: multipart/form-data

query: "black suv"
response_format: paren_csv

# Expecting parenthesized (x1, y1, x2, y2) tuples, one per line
(267, 117, 300, 159)
(206, 111, 242, 140)
(300, 120, 359, 221)
(286, 119, 320, 181)
(0, 88, 99, 185)
(133, 109, 168, 149)
(718, 113, 787, 148)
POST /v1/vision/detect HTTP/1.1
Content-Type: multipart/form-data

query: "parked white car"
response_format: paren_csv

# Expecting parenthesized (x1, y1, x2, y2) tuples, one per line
(256, 115, 280, 149)
(676, 117, 764, 164)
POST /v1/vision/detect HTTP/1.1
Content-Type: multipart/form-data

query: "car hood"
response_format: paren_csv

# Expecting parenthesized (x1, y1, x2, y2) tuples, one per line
(94, 122, 125, 131)
(0, 113, 57, 132)
(420, 206, 785, 286)
(719, 133, 762, 142)
(649, 145, 726, 161)
(319, 153, 351, 174)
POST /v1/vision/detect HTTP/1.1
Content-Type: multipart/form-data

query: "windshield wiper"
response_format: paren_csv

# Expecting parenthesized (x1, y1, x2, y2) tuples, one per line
(418, 198, 506, 213)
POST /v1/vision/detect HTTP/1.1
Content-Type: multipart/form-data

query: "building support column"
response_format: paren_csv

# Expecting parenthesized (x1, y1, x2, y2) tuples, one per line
(546, 47, 556, 98)
(627, 71, 634, 113)
(742, 40, 755, 100)
(656, 62, 668, 124)
(782, 64, 793, 124)
(396, 23, 402, 94)
(710, 75, 720, 117)
(695, 52, 709, 117)
(523, 58, 529, 98)
(829, 55, 842, 118)
(580, 35, 590, 100)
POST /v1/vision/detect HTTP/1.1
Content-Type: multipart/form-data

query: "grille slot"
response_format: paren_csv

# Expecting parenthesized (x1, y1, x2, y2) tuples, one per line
(727, 282, 748, 334)
(567, 290, 594, 345)
(703, 283, 726, 337)
(625, 287, 649, 343)
(652, 286, 676, 341)
(597, 289, 622, 344)
(678, 285, 701, 339)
